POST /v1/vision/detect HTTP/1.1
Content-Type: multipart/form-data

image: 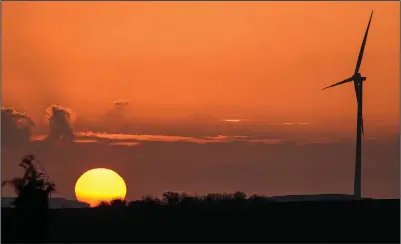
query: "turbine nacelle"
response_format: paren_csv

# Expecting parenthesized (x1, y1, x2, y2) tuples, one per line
(353, 72, 366, 83)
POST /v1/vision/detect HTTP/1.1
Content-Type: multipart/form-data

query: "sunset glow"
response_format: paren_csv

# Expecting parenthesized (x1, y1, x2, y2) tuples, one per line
(2, 1, 399, 201)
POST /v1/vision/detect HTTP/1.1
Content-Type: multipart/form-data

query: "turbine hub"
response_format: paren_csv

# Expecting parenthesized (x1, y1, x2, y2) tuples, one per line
(353, 72, 365, 83)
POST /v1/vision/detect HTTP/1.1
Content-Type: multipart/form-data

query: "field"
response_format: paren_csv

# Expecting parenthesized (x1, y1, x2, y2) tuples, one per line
(2, 199, 399, 242)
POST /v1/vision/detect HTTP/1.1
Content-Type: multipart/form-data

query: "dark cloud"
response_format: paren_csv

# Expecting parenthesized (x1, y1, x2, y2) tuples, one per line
(113, 99, 130, 109)
(45, 104, 75, 141)
(99, 100, 131, 133)
(1, 107, 35, 147)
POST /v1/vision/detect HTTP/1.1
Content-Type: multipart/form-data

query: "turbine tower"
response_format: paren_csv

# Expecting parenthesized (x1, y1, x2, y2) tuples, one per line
(322, 11, 373, 199)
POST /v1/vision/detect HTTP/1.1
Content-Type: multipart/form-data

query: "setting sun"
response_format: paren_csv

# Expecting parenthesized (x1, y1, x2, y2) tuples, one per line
(75, 168, 127, 207)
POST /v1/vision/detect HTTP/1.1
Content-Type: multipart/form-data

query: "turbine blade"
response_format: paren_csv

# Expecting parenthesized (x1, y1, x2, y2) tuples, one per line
(355, 10, 374, 74)
(322, 77, 354, 90)
(354, 82, 359, 100)
(361, 116, 364, 135)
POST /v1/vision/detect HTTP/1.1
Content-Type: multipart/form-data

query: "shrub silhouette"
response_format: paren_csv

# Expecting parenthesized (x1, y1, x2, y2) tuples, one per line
(2, 155, 56, 208)
(234, 191, 247, 200)
(122, 191, 268, 208)
(141, 195, 162, 205)
(96, 201, 111, 208)
(162, 191, 182, 205)
(95, 198, 127, 208)
(95, 191, 271, 210)
(2, 155, 56, 242)
(110, 198, 127, 207)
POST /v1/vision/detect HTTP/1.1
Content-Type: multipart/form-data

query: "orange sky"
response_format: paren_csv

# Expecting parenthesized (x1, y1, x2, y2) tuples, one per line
(2, 1, 400, 201)
(2, 1, 400, 135)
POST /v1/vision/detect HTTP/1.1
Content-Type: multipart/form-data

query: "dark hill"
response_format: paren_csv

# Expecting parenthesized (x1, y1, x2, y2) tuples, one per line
(1, 197, 89, 209)
(2, 198, 399, 242)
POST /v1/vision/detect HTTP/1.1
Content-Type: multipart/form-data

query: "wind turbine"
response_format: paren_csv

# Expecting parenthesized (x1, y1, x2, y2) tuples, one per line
(321, 11, 373, 199)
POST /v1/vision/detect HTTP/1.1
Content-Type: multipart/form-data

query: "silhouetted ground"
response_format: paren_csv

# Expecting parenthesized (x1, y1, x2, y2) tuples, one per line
(2, 197, 399, 242)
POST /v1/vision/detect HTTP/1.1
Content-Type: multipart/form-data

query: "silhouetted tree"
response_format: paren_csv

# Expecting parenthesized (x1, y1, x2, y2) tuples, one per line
(1, 155, 56, 242)
(2, 155, 56, 209)
(204, 193, 220, 202)
(97, 201, 111, 208)
(140, 195, 162, 205)
(110, 198, 127, 207)
(95, 199, 127, 208)
(162, 191, 181, 205)
(233, 191, 247, 200)
(221, 192, 234, 201)
(180, 195, 200, 205)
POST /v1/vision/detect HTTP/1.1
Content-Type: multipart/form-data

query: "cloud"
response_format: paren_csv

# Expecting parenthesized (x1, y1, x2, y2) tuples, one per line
(204, 135, 229, 140)
(74, 139, 99, 144)
(233, 136, 249, 139)
(109, 141, 140, 147)
(75, 132, 228, 144)
(73, 131, 292, 146)
(100, 100, 131, 132)
(31, 130, 339, 147)
(245, 138, 286, 144)
(45, 104, 75, 141)
(31, 135, 47, 141)
(30, 130, 294, 147)
(1, 107, 35, 147)
(113, 99, 129, 109)
(223, 119, 242, 123)
(297, 137, 338, 145)
(3, 104, 339, 148)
